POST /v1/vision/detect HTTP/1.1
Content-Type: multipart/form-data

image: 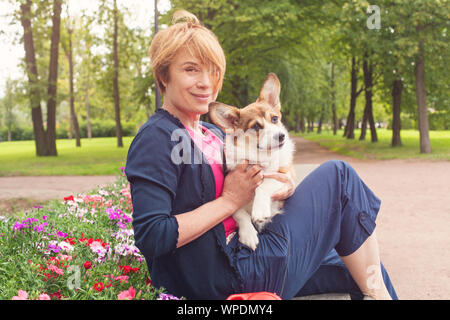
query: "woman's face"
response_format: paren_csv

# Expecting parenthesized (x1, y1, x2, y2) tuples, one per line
(163, 47, 218, 117)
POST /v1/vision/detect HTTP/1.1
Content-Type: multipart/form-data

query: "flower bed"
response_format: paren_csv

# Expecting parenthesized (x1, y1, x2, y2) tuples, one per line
(0, 168, 179, 300)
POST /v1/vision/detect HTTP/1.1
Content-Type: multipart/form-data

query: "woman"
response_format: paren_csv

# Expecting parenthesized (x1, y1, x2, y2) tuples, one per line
(125, 10, 398, 300)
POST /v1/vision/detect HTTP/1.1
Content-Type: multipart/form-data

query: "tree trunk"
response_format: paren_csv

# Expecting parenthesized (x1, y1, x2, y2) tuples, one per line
(20, 0, 47, 156)
(391, 77, 403, 147)
(85, 73, 92, 139)
(45, 0, 63, 156)
(360, 104, 369, 140)
(294, 112, 300, 133)
(360, 55, 377, 142)
(414, 33, 432, 154)
(317, 103, 325, 134)
(307, 118, 314, 133)
(113, 0, 123, 147)
(67, 26, 81, 147)
(300, 115, 305, 133)
(330, 63, 337, 135)
(317, 116, 323, 134)
(344, 57, 359, 139)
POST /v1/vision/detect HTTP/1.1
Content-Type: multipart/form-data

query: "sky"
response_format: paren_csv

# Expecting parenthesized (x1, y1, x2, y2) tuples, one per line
(0, 0, 171, 97)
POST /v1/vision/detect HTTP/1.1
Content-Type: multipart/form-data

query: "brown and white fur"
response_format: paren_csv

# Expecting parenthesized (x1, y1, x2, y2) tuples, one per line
(209, 73, 295, 250)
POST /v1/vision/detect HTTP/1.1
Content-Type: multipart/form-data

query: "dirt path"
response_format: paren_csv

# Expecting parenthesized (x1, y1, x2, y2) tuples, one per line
(0, 176, 118, 215)
(1, 137, 449, 299)
(292, 136, 450, 300)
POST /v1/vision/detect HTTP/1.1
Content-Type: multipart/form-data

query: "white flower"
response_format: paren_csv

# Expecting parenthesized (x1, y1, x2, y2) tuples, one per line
(58, 241, 74, 252)
(98, 189, 109, 196)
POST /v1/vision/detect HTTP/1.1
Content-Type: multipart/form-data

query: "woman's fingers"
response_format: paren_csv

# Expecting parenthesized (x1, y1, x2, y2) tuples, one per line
(236, 159, 250, 172)
(263, 171, 295, 201)
(271, 186, 290, 201)
(263, 171, 290, 182)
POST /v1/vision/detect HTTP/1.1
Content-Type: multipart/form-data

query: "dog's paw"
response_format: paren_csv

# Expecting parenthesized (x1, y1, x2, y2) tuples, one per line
(253, 218, 271, 233)
(252, 202, 272, 223)
(238, 227, 259, 251)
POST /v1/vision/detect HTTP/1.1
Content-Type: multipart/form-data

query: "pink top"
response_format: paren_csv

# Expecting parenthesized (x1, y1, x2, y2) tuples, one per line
(183, 124, 237, 237)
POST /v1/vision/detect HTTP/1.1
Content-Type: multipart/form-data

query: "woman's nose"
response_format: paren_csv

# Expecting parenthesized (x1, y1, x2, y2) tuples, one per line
(197, 71, 211, 88)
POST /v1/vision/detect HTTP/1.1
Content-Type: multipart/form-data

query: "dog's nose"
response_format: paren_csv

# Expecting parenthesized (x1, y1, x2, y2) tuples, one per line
(276, 133, 285, 143)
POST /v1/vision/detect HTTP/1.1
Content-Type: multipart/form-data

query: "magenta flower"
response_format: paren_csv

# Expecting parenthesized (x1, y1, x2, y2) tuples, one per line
(33, 222, 48, 233)
(56, 231, 68, 238)
(47, 243, 61, 254)
(158, 293, 180, 300)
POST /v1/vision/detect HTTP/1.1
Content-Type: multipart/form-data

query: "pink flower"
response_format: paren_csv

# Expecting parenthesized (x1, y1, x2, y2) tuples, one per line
(117, 286, 136, 300)
(38, 293, 51, 300)
(12, 290, 28, 300)
(47, 264, 64, 276)
(114, 275, 129, 284)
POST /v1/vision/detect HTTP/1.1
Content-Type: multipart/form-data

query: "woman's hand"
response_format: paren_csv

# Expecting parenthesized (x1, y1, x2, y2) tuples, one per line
(221, 160, 263, 211)
(263, 170, 295, 201)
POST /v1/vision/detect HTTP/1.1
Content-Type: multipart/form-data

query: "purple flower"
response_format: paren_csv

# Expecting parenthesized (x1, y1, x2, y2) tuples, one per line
(56, 231, 68, 238)
(42, 216, 48, 220)
(158, 293, 180, 300)
(47, 243, 61, 253)
(33, 222, 48, 233)
(13, 222, 24, 232)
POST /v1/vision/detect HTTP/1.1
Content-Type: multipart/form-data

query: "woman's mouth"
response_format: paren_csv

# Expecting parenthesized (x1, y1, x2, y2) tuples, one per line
(191, 93, 211, 102)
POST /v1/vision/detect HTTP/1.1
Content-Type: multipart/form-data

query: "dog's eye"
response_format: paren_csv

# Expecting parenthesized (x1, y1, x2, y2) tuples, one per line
(251, 123, 262, 131)
(271, 116, 278, 124)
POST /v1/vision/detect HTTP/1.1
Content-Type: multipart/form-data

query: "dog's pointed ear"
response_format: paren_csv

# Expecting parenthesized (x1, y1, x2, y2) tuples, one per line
(257, 73, 281, 110)
(209, 102, 240, 131)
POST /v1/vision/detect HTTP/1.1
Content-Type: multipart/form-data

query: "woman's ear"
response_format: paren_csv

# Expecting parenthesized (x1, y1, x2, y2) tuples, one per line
(257, 73, 281, 110)
(208, 102, 240, 132)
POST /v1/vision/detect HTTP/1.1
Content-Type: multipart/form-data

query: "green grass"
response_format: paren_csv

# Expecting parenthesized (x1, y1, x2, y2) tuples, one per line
(0, 137, 134, 176)
(292, 129, 450, 161)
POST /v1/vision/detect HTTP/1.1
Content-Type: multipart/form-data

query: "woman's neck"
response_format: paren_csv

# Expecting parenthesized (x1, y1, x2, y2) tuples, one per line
(162, 104, 203, 134)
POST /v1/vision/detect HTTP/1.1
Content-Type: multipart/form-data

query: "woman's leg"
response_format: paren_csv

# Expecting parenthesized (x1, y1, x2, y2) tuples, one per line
(296, 249, 398, 300)
(235, 160, 397, 299)
(340, 231, 391, 299)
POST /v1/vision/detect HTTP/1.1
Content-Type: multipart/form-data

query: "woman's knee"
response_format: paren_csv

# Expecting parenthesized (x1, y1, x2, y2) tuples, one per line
(320, 160, 351, 172)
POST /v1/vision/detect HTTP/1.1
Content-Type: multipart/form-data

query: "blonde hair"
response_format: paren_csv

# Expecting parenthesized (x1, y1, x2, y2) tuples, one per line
(149, 10, 226, 94)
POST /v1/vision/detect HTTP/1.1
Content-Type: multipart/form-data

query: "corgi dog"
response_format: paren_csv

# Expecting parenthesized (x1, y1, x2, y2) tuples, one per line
(209, 73, 295, 250)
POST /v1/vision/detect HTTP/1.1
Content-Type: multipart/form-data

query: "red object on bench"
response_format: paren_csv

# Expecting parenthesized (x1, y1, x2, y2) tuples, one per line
(226, 292, 282, 300)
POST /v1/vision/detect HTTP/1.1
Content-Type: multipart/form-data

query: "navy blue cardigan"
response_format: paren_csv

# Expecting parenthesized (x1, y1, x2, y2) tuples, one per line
(125, 108, 242, 299)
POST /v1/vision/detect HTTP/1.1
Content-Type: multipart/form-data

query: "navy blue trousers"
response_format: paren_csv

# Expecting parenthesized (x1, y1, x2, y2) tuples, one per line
(230, 160, 398, 300)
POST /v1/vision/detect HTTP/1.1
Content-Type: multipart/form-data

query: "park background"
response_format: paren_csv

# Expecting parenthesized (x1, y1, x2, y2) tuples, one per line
(0, 0, 448, 300)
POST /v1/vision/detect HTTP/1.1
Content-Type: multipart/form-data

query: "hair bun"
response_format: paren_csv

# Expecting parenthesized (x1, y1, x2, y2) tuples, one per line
(172, 10, 200, 26)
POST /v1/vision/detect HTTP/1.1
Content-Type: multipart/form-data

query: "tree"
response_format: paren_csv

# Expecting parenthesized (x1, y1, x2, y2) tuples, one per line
(45, 0, 63, 156)
(414, 27, 431, 153)
(360, 52, 378, 142)
(344, 57, 364, 139)
(391, 75, 403, 147)
(62, 3, 81, 147)
(112, 0, 123, 147)
(20, 0, 64, 156)
(19, 0, 46, 155)
(0, 79, 16, 142)
(330, 62, 338, 135)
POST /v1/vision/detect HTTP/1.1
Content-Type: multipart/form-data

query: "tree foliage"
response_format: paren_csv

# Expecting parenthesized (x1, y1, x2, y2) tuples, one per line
(1, 0, 448, 155)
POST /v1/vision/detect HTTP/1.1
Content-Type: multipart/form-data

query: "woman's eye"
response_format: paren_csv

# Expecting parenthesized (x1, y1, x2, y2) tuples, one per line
(271, 116, 278, 124)
(185, 65, 199, 72)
